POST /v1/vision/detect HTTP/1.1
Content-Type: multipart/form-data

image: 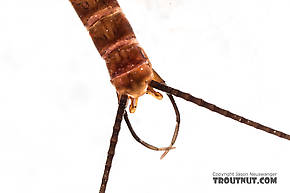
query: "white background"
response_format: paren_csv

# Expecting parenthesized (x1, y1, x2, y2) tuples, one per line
(0, 0, 290, 193)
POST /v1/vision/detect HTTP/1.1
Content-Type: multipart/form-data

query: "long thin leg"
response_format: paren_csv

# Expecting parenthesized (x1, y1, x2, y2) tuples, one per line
(151, 69, 181, 158)
(123, 92, 180, 158)
(150, 80, 290, 140)
(160, 94, 180, 159)
(119, 92, 174, 151)
(99, 94, 128, 193)
(117, 93, 173, 152)
(124, 110, 175, 151)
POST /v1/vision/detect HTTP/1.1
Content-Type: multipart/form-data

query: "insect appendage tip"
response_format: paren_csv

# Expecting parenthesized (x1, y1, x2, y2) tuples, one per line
(160, 146, 176, 160)
(129, 97, 138, 113)
(147, 86, 163, 100)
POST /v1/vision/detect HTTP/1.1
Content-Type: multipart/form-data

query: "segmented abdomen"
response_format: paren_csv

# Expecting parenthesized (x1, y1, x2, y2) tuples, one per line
(69, 0, 149, 80)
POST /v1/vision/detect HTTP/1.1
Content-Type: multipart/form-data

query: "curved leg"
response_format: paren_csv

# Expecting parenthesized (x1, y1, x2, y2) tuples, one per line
(124, 110, 175, 151)
(123, 69, 181, 158)
(152, 69, 181, 159)
(119, 91, 176, 153)
(160, 93, 180, 159)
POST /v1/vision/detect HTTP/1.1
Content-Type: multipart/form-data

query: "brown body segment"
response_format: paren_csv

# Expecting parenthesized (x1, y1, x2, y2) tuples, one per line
(70, 0, 120, 26)
(69, 0, 153, 98)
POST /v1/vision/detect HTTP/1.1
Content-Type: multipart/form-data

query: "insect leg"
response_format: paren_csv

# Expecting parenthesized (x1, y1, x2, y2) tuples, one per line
(147, 87, 163, 100)
(151, 69, 181, 159)
(160, 93, 180, 159)
(124, 110, 175, 151)
(150, 80, 290, 141)
(99, 94, 128, 193)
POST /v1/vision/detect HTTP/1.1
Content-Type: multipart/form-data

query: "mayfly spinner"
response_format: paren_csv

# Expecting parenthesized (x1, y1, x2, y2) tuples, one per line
(68, 1, 290, 193)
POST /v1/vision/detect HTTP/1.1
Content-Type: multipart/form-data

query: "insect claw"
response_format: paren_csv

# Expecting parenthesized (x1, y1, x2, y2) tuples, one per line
(147, 86, 163, 100)
(129, 97, 138, 113)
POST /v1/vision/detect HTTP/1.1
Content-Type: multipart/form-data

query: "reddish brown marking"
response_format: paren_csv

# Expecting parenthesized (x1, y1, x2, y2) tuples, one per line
(101, 37, 138, 59)
(86, 6, 122, 29)
(111, 59, 150, 81)
(111, 61, 152, 98)
(105, 44, 149, 79)
(88, 11, 135, 57)
(70, 0, 120, 25)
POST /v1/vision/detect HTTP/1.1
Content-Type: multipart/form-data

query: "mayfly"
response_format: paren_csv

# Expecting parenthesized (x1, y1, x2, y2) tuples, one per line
(68, 0, 290, 193)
